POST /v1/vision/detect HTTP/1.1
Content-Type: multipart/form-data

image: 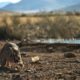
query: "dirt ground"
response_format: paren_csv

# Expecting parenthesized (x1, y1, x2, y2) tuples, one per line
(0, 41, 80, 80)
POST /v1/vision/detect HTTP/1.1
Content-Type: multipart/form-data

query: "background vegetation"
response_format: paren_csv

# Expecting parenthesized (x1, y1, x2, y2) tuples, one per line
(0, 12, 80, 40)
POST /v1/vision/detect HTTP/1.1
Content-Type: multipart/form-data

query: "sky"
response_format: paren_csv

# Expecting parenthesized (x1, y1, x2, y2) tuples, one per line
(0, 0, 21, 8)
(0, 0, 80, 10)
(0, 0, 21, 3)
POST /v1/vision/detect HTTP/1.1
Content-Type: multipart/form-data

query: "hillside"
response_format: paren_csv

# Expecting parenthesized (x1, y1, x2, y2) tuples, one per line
(62, 3, 80, 12)
(0, 1, 80, 13)
(1, 0, 47, 12)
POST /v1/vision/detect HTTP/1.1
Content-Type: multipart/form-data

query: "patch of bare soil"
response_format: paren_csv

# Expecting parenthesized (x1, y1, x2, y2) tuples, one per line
(0, 41, 80, 80)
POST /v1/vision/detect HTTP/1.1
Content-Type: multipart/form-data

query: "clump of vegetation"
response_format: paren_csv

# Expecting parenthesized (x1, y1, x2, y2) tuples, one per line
(0, 13, 80, 40)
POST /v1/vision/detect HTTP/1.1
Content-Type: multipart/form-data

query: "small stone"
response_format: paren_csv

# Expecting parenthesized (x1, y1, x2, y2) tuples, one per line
(14, 68, 18, 71)
(31, 56, 40, 63)
(12, 74, 24, 80)
(64, 52, 76, 58)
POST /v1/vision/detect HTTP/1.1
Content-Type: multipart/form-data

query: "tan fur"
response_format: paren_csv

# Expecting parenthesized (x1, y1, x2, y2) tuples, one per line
(0, 42, 24, 69)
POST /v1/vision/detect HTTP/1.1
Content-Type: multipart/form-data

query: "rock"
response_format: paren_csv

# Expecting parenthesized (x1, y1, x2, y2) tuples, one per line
(64, 74, 76, 80)
(64, 52, 76, 58)
(12, 74, 24, 80)
(55, 73, 64, 80)
(31, 56, 40, 63)
(21, 52, 27, 57)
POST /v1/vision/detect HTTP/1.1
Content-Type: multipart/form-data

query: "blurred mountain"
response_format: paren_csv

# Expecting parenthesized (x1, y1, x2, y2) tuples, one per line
(1, 0, 47, 12)
(0, 0, 80, 13)
(61, 3, 80, 12)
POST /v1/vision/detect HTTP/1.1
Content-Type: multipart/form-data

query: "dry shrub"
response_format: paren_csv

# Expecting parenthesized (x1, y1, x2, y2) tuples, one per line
(0, 15, 80, 40)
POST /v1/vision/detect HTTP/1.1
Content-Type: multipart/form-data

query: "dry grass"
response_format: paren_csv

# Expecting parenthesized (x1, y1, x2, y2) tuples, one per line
(0, 14, 80, 40)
